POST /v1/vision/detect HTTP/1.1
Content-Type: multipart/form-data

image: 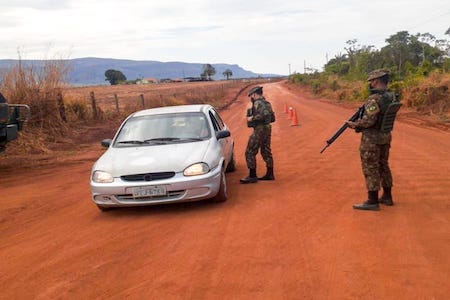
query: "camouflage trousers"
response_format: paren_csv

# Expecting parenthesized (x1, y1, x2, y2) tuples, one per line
(245, 125, 273, 170)
(360, 142, 393, 191)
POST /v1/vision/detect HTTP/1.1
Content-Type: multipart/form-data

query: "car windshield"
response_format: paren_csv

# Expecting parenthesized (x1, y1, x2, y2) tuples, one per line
(114, 112, 211, 147)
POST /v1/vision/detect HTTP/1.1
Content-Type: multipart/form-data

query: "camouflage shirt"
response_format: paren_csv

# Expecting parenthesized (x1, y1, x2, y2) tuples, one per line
(250, 97, 274, 126)
(353, 89, 393, 145)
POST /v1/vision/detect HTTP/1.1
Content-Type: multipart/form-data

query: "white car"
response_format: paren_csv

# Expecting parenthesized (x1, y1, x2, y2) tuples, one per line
(90, 104, 235, 211)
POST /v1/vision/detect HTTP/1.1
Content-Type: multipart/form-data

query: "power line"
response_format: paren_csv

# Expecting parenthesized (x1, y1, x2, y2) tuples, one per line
(406, 10, 450, 32)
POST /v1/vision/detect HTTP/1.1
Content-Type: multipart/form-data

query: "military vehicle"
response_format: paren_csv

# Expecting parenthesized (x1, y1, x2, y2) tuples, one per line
(0, 92, 30, 153)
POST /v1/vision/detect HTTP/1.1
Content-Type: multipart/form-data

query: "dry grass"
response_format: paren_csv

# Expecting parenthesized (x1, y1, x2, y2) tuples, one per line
(64, 80, 250, 114)
(401, 72, 450, 121)
(0, 76, 267, 160)
(291, 72, 450, 123)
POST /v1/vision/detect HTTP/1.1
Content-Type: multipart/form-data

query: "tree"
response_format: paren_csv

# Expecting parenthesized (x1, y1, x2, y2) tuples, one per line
(417, 33, 436, 65)
(324, 53, 350, 75)
(201, 64, 216, 80)
(343, 39, 378, 78)
(105, 69, 126, 85)
(222, 69, 233, 80)
(382, 31, 414, 74)
(344, 39, 359, 71)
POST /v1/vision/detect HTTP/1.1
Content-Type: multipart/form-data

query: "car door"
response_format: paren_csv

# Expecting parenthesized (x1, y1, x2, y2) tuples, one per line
(208, 109, 231, 163)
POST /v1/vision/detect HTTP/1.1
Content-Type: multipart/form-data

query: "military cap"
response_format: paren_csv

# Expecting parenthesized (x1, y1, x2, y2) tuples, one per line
(248, 86, 263, 96)
(367, 69, 389, 81)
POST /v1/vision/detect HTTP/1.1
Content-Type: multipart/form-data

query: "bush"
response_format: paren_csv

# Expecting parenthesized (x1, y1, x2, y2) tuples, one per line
(65, 99, 89, 121)
(0, 58, 70, 135)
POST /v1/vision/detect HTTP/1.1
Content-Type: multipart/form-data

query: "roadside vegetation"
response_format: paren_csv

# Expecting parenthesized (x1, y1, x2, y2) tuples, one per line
(290, 30, 450, 122)
(0, 57, 261, 157)
(2, 29, 448, 158)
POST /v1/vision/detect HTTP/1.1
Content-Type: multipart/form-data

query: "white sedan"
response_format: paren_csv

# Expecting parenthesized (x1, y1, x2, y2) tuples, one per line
(90, 104, 235, 211)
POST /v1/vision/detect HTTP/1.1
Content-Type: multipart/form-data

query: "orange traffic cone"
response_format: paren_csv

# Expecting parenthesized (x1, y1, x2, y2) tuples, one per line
(284, 103, 288, 114)
(291, 109, 299, 126)
(288, 107, 293, 119)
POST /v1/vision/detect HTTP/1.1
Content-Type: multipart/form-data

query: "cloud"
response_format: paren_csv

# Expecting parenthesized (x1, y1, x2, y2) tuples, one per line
(0, 0, 71, 10)
(0, 0, 449, 75)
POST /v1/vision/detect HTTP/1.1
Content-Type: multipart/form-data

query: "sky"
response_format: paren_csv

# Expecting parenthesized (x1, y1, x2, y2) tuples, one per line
(0, 0, 449, 75)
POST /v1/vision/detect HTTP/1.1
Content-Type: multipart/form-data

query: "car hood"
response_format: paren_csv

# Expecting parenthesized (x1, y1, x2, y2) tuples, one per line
(94, 140, 213, 176)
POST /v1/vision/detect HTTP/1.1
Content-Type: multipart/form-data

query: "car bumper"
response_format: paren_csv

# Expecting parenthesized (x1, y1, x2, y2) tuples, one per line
(90, 166, 222, 207)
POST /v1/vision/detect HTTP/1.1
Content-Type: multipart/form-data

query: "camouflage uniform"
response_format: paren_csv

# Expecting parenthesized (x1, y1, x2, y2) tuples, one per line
(352, 89, 395, 191)
(245, 96, 274, 169)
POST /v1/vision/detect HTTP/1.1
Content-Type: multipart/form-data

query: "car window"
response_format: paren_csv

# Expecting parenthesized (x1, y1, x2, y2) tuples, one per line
(209, 111, 222, 132)
(114, 112, 211, 146)
(211, 109, 225, 129)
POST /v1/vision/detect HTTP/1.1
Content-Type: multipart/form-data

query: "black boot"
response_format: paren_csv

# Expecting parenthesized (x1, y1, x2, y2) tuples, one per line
(353, 191, 380, 211)
(258, 167, 275, 180)
(240, 168, 258, 184)
(379, 187, 394, 206)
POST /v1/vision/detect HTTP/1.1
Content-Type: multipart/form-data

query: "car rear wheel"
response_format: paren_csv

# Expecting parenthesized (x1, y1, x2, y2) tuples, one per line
(212, 168, 227, 202)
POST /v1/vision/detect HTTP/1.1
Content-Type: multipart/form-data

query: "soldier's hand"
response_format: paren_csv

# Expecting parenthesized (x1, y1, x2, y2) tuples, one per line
(346, 121, 357, 129)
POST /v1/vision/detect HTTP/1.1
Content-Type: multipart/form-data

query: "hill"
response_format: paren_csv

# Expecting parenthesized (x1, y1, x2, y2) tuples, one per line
(0, 57, 281, 86)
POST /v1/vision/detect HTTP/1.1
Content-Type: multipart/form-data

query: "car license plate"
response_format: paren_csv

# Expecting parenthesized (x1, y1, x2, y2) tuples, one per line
(132, 185, 167, 197)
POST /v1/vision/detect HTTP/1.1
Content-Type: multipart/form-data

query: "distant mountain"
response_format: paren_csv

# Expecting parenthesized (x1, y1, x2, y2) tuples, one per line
(0, 57, 282, 86)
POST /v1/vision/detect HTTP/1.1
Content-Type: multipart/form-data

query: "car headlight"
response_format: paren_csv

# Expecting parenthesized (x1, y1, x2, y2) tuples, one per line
(183, 163, 210, 176)
(92, 170, 114, 183)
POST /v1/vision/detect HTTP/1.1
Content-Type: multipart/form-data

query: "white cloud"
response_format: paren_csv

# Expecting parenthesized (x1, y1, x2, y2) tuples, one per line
(0, 0, 449, 75)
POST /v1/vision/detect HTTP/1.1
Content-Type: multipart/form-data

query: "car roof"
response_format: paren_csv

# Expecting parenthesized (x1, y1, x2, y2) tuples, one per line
(132, 104, 213, 117)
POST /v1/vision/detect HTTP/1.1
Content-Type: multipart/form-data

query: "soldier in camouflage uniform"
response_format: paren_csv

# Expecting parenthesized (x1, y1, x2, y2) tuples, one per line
(347, 69, 398, 210)
(240, 86, 275, 184)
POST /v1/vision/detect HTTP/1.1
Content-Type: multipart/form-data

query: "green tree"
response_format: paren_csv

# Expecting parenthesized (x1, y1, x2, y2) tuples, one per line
(222, 69, 233, 80)
(382, 31, 414, 74)
(324, 53, 350, 75)
(344, 39, 359, 72)
(417, 33, 436, 65)
(105, 69, 127, 85)
(201, 64, 216, 80)
(343, 39, 379, 78)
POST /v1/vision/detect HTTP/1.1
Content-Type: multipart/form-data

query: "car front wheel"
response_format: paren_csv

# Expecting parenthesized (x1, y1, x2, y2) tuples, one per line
(212, 168, 227, 202)
(225, 151, 236, 172)
(97, 205, 114, 212)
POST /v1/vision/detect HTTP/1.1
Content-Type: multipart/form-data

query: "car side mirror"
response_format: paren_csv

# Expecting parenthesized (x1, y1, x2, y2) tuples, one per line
(101, 139, 112, 147)
(216, 130, 230, 140)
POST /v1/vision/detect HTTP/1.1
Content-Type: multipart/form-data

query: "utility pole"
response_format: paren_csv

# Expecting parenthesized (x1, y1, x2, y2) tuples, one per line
(288, 64, 291, 76)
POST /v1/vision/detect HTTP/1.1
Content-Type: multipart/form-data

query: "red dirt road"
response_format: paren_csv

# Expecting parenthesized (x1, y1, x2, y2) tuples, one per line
(1, 82, 449, 299)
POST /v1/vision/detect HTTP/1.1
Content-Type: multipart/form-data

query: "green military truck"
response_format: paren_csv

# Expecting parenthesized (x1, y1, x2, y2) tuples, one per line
(0, 92, 30, 153)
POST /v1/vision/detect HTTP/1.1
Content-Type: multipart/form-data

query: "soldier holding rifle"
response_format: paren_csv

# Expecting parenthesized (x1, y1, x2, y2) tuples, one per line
(346, 69, 400, 210)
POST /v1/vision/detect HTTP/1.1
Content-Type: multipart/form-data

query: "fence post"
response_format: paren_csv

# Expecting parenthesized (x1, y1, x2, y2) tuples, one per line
(114, 93, 119, 112)
(90, 91, 98, 119)
(56, 91, 67, 122)
(140, 94, 145, 108)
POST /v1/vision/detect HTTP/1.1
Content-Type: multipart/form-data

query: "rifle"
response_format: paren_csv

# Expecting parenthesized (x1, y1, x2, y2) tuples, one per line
(320, 105, 364, 154)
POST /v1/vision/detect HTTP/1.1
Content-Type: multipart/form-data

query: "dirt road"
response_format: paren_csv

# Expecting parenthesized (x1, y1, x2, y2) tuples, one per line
(1, 81, 449, 299)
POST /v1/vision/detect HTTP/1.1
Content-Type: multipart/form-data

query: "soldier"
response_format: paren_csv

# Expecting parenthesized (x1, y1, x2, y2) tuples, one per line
(347, 69, 400, 210)
(240, 86, 275, 184)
